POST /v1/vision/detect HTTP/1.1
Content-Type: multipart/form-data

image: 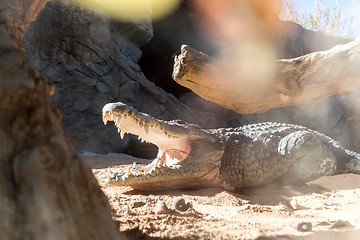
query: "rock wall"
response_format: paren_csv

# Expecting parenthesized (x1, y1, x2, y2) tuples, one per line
(25, 0, 226, 155)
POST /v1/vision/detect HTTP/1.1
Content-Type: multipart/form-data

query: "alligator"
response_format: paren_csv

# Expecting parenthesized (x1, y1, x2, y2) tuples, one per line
(102, 102, 360, 191)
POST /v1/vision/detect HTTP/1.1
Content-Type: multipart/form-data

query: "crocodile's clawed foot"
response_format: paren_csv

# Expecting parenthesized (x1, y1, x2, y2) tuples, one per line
(346, 158, 360, 174)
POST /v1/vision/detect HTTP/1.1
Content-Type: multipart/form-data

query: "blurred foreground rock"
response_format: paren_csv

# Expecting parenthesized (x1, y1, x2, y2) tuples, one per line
(0, 1, 125, 239)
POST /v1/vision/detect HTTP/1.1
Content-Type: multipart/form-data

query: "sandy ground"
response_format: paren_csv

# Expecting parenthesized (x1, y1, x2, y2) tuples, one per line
(83, 153, 360, 240)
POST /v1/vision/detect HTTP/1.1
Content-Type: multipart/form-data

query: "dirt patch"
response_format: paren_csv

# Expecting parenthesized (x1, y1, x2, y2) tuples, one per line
(83, 153, 360, 239)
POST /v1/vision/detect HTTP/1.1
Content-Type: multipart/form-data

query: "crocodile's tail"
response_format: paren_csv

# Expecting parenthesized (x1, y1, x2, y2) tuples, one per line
(320, 135, 360, 174)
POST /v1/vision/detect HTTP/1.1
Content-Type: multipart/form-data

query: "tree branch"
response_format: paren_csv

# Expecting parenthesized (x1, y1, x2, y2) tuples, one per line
(173, 41, 360, 113)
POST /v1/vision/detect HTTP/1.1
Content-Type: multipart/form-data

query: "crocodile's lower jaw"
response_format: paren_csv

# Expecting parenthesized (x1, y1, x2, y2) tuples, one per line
(107, 155, 179, 185)
(102, 127, 191, 184)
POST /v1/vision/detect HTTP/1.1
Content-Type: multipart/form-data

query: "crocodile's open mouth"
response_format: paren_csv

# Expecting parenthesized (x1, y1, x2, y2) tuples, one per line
(102, 102, 225, 190)
(102, 102, 201, 185)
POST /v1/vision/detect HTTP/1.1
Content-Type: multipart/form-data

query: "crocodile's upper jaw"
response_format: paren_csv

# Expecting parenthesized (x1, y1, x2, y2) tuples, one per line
(102, 102, 225, 190)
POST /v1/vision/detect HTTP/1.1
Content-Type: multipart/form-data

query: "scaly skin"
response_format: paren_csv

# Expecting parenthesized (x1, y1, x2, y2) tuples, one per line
(102, 102, 360, 191)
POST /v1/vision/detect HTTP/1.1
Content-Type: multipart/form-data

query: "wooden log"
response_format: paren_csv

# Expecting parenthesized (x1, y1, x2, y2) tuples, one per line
(173, 41, 360, 113)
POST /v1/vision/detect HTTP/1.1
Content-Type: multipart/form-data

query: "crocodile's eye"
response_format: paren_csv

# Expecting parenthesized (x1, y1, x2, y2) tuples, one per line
(188, 123, 202, 129)
(175, 120, 186, 125)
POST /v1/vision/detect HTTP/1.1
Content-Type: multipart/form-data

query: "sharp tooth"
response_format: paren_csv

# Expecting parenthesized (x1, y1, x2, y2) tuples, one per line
(127, 165, 131, 175)
(141, 138, 144, 143)
(117, 127, 121, 133)
(116, 116, 121, 126)
(144, 124, 149, 134)
(103, 115, 108, 125)
(121, 175, 128, 181)
(155, 159, 160, 168)
(111, 114, 114, 120)
(165, 153, 170, 160)
(120, 130, 125, 139)
(157, 150, 163, 158)
(132, 162, 136, 167)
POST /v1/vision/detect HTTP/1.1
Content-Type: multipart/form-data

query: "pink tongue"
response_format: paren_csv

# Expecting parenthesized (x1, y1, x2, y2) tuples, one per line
(163, 148, 189, 162)
(165, 149, 189, 161)
(140, 147, 190, 173)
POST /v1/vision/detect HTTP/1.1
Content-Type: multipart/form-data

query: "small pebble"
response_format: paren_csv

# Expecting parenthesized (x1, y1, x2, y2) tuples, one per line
(173, 197, 190, 211)
(289, 199, 299, 210)
(155, 200, 168, 215)
(239, 204, 251, 211)
(159, 224, 167, 231)
(330, 220, 354, 229)
(294, 221, 312, 232)
(316, 221, 331, 226)
(130, 201, 145, 209)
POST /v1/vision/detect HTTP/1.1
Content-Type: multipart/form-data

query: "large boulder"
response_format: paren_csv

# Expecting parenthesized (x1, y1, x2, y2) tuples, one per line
(25, 0, 224, 155)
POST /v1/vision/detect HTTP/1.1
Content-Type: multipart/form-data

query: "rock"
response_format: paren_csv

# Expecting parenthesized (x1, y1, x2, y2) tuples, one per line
(0, 2, 124, 238)
(293, 221, 312, 232)
(155, 200, 169, 215)
(330, 220, 354, 229)
(2, 0, 49, 49)
(289, 199, 299, 210)
(173, 197, 191, 211)
(130, 201, 146, 209)
(24, 0, 225, 154)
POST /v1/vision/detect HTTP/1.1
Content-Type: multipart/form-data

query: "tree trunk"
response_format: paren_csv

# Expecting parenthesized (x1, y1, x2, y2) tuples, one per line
(173, 41, 360, 113)
(0, 1, 125, 239)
